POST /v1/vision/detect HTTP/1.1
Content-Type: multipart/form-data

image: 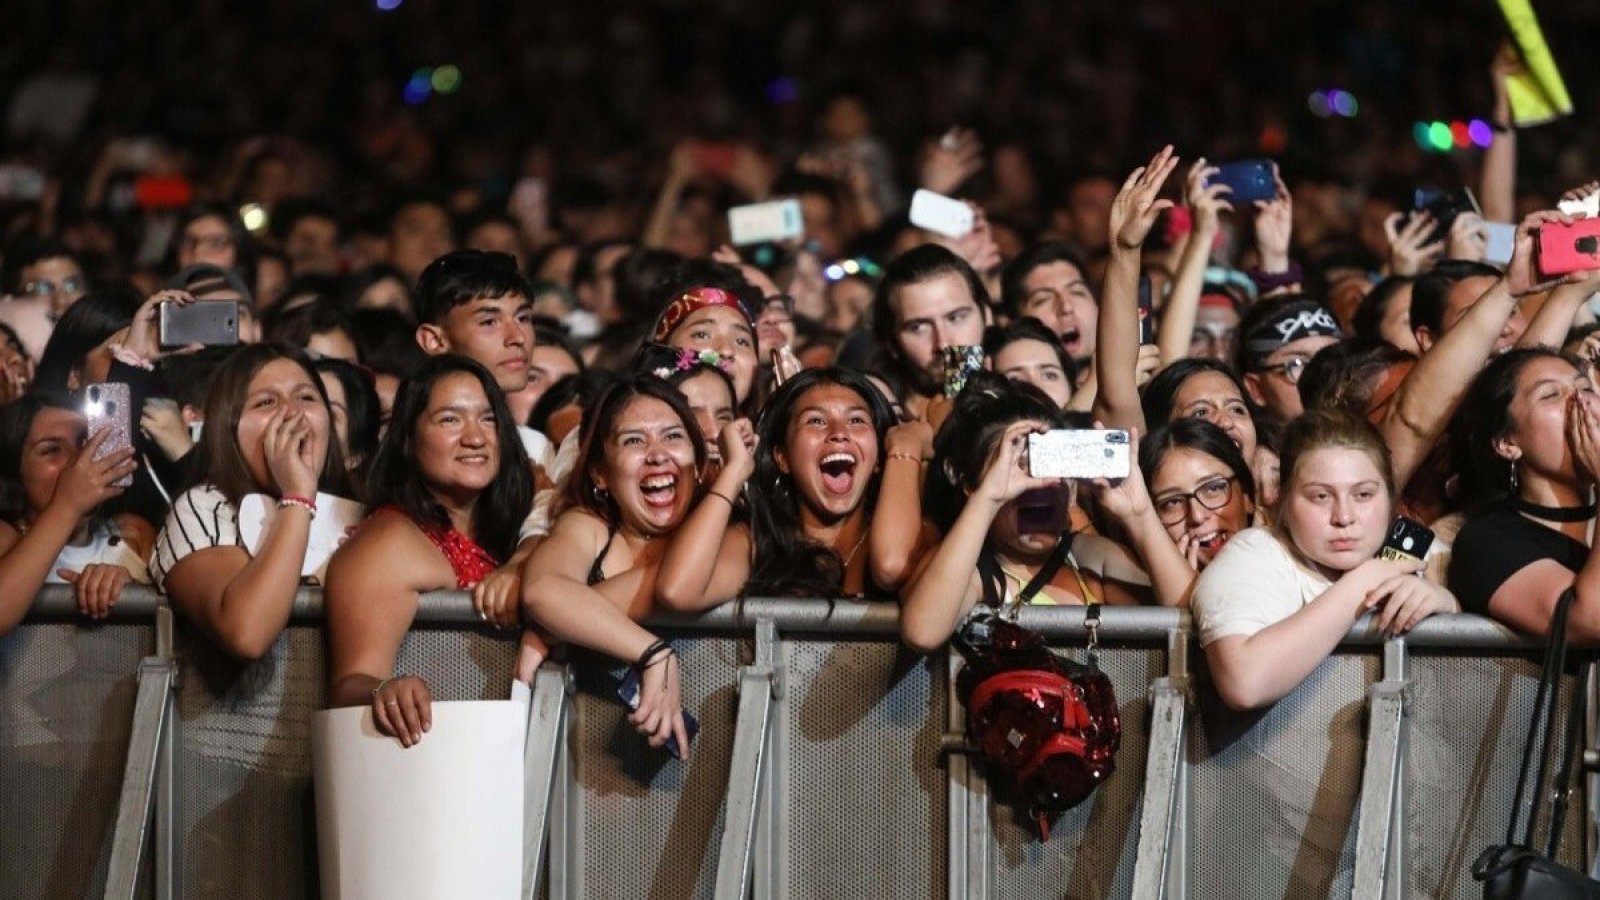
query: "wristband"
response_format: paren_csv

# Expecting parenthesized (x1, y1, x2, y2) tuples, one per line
(278, 494, 318, 517)
(1488, 120, 1512, 134)
(371, 676, 397, 700)
(705, 490, 736, 508)
(887, 451, 929, 464)
(635, 639, 670, 670)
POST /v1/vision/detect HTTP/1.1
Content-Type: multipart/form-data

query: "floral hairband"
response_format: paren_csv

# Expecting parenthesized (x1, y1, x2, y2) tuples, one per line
(652, 348, 735, 381)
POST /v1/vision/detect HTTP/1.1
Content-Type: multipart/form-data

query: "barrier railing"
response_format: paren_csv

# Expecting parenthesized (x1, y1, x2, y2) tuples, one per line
(0, 586, 1588, 899)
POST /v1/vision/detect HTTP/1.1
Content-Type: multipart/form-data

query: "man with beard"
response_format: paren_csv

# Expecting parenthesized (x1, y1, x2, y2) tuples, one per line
(869, 244, 991, 422)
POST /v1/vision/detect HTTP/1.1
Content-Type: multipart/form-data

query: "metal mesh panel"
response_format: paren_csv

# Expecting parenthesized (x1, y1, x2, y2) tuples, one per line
(1406, 652, 1586, 899)
(1189, 651, 1377, 898)
(173, 621, 517, 899)
(0, 622, 152, 900)
(991, 645, 1162, 899)
(783, 639, 945, 900)
(569, 638, 741, 900)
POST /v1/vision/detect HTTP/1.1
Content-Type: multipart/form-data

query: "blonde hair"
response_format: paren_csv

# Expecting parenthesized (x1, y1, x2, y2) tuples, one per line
(1274, 407, 1394, 526)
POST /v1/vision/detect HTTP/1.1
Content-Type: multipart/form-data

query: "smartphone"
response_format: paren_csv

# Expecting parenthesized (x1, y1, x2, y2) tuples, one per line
(159, 300, 239, 348)
(728, 199, 804, 246)
(1027, 430, 1132, 480)
(617, 667, 699, 759)
(909, 189, 975, 238)
(1137, 274, 1156, 345)
(1484, 221, 1517, 265)
(1206, 160, 1276, 204)
(83, 383, 134, 487)
(942, 345, 985, 398)
(1408, 187, 1478, 245)
(1558, 193, 1599, 219)
(1377, 516, 1435, 565)
(1537, 219, 1600, 277)
(133, 175, 193, 210)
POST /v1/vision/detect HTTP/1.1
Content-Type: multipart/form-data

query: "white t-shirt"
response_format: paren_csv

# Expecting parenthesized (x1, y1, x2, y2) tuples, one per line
(149, 484, 244, 592)
(47, 520, 150, 585)
(1191, 527, 1333, 647)
(516, 425, 557, 541)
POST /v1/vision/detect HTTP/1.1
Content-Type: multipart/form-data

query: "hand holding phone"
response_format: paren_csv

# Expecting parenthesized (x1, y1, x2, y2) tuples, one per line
(909, 189, 976, 238)
(1377, 517, 1435, 564)
(728, 199, 803, 246)
(941, 346, 985, 398)
(83, 383, 135, 488)
(159, 299, 239, 348)
(1537, 219, 1600, 278)
(1027, 430, 1132, 480)
(617, 664, 698, 759)
(1205, 160, 1277, 204)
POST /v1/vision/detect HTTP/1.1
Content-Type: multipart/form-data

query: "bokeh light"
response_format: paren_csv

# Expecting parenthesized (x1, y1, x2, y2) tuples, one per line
(404, 68, 433, 105)
(376, 0, 402, 9)
(1427, 121, 1453, 152)
(1308, 91, 1331, 118)
(1467, 119, 1494, 148)
(432, 65, 462, 94)
(1330, 90, 1357, 117)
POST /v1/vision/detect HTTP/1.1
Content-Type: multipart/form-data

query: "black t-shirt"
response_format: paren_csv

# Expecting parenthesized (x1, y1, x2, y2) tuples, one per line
(1447, 502, 1589, 615)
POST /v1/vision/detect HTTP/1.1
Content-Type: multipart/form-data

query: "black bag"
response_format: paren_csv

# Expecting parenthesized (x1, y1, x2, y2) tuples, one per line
(1471, 588, 1600, 899)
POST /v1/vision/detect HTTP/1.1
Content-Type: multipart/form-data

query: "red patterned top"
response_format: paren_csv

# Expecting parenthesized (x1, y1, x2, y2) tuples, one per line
(381, 505, 501, 589)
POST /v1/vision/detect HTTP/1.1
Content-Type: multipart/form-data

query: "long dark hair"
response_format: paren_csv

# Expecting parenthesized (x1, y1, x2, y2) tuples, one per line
(188, 343, 353, 505)
(1139, 418, 1256, 501)
(923, 372, 1066, 533)
(365, 355, 532, 563)
(32, 287, 142, 393)
(1140, 357, 1252, 427)
(312, 357, 382, 474)
(1451, 347, 1583, 512)
(746, 367, 896, 597)
(562, 376, 707, 529)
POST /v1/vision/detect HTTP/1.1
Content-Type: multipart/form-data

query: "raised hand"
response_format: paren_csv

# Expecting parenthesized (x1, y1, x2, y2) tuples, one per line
(1253, 164, 1293, 272)
(1383, 212, 1445, 277)
(262, 407, 320, 499)
(1447, 211, 1489, 262)
(1506, 209, 1586, 297)
(51, 427, 136, 516)
(977, 420, 1062, 508)
(919, 128, 984, 195)
(122, 290, 197, 361)
(716, 417, 758, 484)
(1111, 145, 1180, 251)
(1566, 388, 1600, 484)
(1184, 158, 1234, 236)
(1089, 426, 1153, 522)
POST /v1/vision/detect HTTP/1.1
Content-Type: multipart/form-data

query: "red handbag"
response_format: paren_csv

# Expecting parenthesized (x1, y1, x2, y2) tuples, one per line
(958, 533, 1121, 839)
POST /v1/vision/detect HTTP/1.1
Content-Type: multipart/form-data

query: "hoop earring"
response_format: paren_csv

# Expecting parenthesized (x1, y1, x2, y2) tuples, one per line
(592, 484, 610, 503)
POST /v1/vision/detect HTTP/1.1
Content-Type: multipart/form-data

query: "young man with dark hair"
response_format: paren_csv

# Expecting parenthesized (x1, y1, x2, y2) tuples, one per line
(414, 249, 537, 396)
(870, 244, 991, 420)
(1000, 241, 1099, 377)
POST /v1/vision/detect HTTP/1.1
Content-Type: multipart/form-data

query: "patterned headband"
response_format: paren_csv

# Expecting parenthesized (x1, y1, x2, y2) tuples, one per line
(651, 286, 751, 342)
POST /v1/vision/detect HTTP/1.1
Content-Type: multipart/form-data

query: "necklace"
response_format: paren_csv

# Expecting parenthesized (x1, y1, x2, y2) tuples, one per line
(841, 532, 868, 568)
(1514, 495, 1597, 523)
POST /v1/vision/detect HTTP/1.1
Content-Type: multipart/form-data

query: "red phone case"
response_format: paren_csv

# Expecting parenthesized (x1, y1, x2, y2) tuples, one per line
(1538, 219, 1600, 277)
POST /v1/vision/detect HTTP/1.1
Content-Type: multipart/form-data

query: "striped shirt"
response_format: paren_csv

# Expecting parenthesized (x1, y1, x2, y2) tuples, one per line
(150, 484, 245, 592)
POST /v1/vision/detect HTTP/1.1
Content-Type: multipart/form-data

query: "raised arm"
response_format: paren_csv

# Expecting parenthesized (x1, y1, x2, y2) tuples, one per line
(656, 420, 756, 611)
(641, 143, 698, 251)
(0, 430, 135, 633)
(900, 421, 1058, 652)
(1159, 160, 1232, 365)
(1381, 211, 1575, 490)
(1093, 145, 1179, 432)
(1088, 431, 1197, 607)
(1480, 47, 1520, 224)
(162, 409, 320, 661)
(869, 419, 937, 591)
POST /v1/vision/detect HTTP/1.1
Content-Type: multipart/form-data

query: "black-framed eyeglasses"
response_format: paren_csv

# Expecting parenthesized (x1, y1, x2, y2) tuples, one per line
(1154, 476, 1238, 525)
(1259, 356, 1309, 385)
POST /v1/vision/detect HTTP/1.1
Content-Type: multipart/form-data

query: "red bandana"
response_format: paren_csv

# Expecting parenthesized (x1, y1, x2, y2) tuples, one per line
(651, 286, 751, 342)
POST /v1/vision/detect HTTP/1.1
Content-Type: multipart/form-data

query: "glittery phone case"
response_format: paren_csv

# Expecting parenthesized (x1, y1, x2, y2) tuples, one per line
(83, 382, 134, 487)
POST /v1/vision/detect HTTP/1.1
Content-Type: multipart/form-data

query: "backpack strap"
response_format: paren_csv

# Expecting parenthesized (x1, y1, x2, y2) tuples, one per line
(1507, 587, 1577, 847)
(1001, 531, 1077, 620)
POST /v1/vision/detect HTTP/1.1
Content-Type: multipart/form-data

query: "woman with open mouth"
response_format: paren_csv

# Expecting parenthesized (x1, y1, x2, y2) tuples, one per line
(655, 368, 914, 609)
(1141, 418, 1256, 571)
(522, 377, 705, 756)
(900, 374, 1192, 653)
(633, 343, 742, 477)
(324, 355, 534, 747)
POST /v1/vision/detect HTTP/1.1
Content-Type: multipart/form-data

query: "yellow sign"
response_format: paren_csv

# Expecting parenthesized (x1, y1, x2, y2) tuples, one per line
(1497, 0, 1573, 126)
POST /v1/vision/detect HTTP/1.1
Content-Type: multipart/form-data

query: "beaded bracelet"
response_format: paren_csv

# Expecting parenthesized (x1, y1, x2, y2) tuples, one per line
(278, 494, 318, 517)
(635, 639, 671, 670)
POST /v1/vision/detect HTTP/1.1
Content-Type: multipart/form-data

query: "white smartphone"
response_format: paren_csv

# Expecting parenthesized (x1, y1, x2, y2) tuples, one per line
(1027, 430, 1132, 480)
(728, 199, 804, 246)
(1484, 222, 1517, 265)
(909, 189, 974, 238)
(1558, 193, 1600, 219)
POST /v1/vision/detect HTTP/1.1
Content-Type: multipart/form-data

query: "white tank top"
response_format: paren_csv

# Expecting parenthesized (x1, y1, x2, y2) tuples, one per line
(46, 522, 150, 585)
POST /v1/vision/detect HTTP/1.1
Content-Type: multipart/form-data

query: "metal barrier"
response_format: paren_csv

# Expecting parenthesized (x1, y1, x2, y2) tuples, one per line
(0, 586, 1589, 899)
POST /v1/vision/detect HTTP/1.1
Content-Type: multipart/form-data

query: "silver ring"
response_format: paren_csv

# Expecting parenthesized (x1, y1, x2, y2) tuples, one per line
(384, 700, 400, 707)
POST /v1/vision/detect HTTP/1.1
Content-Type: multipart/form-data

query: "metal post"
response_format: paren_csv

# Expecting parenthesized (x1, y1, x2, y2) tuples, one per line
(1131, 623, 1192, 900)
(1352, 637, 1410, 900)
(945, 648, 994, 900)
(103, 606, 178, 900)
(523, 661, 574, 900)
(153, 605, 179, 900)
(714, 620, 780, 900)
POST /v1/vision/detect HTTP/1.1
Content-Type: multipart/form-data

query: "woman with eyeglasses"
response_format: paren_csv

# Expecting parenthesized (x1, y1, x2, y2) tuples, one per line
(1141, 418, 1256, 570)
(2, 237, 90, 319)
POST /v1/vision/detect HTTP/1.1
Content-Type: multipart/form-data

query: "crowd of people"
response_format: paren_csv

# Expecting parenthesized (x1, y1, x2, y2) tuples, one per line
(4, 35, 1600, 762)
